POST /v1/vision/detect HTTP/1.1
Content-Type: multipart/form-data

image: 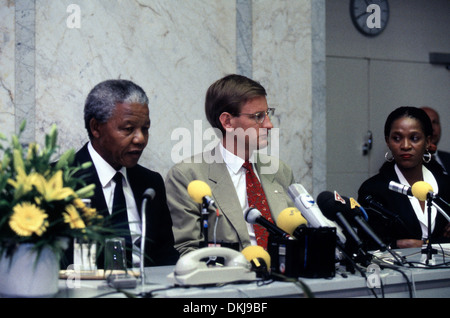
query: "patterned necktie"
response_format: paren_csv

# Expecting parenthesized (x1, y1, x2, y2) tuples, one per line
(243, 160, 272, 249)
(111, 172, 132, 266)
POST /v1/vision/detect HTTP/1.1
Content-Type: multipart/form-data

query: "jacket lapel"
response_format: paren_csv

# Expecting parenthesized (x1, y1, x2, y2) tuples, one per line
(205, 147, 250, 243)
(74, 143, 108, 217)
(255, 157, 288, 222)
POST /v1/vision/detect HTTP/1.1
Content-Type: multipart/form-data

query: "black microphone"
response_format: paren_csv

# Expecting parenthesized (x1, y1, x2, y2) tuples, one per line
(140, 188, 155, 286)
(362, 195, 414, 238)
(245, 208, 291, 239)
(363, 195, 397, 220)
(345, 197, 386, 251)
(316, 191, 364, 248)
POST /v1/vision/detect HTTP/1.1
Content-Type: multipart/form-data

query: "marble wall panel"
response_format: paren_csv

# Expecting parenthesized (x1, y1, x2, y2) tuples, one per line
(253, 0, 314, 190)
(34, 0, 236, 175)
(0, 0, 16, 139)
(3, 0, 324, 195)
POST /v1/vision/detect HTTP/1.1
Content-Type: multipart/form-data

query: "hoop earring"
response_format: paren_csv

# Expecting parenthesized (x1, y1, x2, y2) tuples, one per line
(385, 151, 394, 162)
(423, 150, 432, 163)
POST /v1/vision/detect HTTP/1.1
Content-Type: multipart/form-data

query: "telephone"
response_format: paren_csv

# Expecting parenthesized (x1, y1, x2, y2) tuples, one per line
(167, 247, 257, 286)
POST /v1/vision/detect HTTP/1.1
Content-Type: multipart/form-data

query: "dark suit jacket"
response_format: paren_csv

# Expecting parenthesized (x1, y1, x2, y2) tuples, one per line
(437, 150, 450, 174)
(358, 161, 450, 249)
(62, 143, 179, 268)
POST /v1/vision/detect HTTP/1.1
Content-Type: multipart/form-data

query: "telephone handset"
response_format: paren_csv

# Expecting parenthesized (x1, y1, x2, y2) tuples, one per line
(167, 247, 256, 286)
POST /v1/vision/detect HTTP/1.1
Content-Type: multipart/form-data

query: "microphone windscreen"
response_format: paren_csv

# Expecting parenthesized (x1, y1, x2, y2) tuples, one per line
(276, 207, 307, 235)
(241, 245, 271, 269)
(316, 191, 346, 221)
(143, 188, 156, 200)
(187, 180, 212, 204)
(245, 208, 261, 224)
(411, 181, 434, 201)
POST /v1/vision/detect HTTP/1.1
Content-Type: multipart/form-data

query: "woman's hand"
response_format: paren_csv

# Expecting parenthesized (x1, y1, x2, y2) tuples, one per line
(443, 223, 450, 238)
(396, 239, 423, 248)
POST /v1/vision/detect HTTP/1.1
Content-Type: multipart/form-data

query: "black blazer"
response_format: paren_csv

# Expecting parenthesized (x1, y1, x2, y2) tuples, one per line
(358, 161, 450, 249)
(437, 150, 450, 174)
(63, 143, 179, 268)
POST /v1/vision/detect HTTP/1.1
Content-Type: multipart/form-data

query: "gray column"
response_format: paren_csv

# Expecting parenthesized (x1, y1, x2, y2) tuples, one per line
(311, 0, 327, 197)
(236, 0, 252, 77)
(15, 0, 36, 142)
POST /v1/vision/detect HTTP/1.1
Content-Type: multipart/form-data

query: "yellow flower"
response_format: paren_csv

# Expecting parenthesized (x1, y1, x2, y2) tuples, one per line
(12, 148, 25, 173)
(9, 202, 48, 237)
(26, 142, 40, 160)
(63, 204, 86, 230)
(72, 198, 97, 221)
(37, 170, 76, 202)
(7, 168, 46, 201)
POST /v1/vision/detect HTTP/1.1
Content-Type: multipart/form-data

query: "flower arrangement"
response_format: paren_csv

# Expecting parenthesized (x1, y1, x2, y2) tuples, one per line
(0, 122, 107, 259)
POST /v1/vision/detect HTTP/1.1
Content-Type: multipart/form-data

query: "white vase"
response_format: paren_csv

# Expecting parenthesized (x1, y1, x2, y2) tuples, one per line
(0, 243, 59, 297)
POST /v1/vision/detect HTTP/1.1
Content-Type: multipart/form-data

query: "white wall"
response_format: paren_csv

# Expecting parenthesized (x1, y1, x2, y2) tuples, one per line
(0, 0, 326, 195)
(326, 0, 450, 197)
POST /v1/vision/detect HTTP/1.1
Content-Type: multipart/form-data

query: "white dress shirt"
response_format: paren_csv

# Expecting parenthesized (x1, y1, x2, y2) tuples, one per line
(218, 142, 259, 245)
(395, 164, 438, 240)
(87, 142, 141, 266)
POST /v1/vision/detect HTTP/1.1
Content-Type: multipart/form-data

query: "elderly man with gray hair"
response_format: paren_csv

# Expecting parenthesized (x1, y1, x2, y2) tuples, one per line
(66, 79, 179, 269)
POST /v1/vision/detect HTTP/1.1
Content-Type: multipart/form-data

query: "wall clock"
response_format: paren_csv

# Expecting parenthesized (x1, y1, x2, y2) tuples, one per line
(350, 0, 389, 37)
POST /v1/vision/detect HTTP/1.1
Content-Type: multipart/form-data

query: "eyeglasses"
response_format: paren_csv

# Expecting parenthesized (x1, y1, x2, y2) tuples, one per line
(232, 108, 275, 124)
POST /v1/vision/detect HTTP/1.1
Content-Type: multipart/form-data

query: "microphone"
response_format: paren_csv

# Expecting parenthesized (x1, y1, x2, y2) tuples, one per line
(389, 181, 412, 196)
(346, 197, 386, 251)
(143, 188, 156, 200)
(288, 184, 346, 244)
(362, 195, 413, 236)
(412, 181, 443, 202)
(362, 195, 398, 220)
(140, 188, 155, 286)
(316, 191, 365, 248)
(187, 180, 220, 247)
(244, 207, 291, 239)
(187, 180, 217, 209)
(348, 197, 369, 220)
(320, 192, 386, 251)
(411, 181, 450, 222)
(241, 245, 271, 278)
(390, 180, 450, 222)
(276, 207, 307, 239)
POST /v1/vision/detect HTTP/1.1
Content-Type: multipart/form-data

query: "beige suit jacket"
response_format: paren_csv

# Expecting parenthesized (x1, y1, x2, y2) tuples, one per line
(165, 145, 295, 256)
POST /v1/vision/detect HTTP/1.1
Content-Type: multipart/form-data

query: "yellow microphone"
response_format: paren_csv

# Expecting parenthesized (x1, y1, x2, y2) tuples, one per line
(276, 207, 308, 238)
(187, 180, 212, 203)
(242, 245, 271, 277)
(411, 181, 434, 201)
(187, 180, 217, 209)
(411, 181, 450, 223)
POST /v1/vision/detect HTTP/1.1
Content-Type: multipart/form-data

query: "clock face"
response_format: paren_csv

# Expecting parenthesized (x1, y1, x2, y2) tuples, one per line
(350, 0, 389, 37)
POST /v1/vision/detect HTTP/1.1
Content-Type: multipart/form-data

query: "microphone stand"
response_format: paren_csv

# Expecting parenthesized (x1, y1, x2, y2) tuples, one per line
(140, 196, 148, 286)
(421, 193, 437, 265)
(201, 199, 209, 248)
(140, 188, 155, 287)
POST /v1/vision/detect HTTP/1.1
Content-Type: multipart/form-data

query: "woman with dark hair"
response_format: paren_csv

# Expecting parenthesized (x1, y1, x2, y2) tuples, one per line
(358, 106, 450, 249)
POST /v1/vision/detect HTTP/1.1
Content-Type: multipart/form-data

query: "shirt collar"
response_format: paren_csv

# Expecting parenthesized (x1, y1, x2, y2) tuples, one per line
(87, 142, 127, 187)
(218, 142, 256, 174)
(394, 164, 438, 193)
